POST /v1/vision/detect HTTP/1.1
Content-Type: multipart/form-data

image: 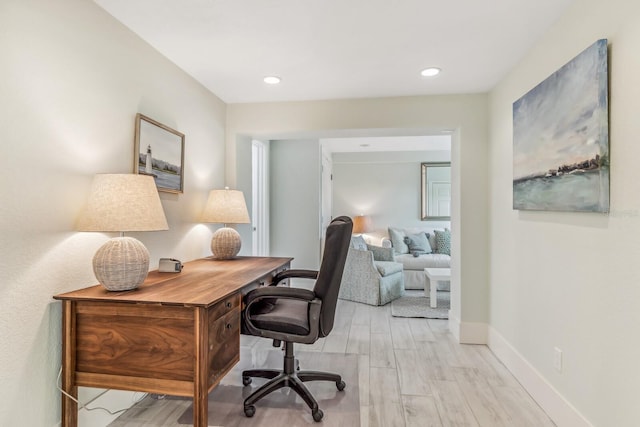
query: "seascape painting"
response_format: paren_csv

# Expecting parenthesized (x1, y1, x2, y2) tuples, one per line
(513, 39, 609, 212)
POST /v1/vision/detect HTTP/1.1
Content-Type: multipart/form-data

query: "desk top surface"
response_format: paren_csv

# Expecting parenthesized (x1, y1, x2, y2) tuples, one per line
(53, 256, 292, 307)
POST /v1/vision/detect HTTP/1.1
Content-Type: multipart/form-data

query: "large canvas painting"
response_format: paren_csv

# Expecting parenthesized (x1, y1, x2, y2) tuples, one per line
(513, 39, 609, 212)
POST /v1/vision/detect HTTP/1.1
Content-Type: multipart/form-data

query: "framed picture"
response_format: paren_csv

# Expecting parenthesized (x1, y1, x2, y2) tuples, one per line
(513, 39, 609, 212)
(134, 113, 185, 193)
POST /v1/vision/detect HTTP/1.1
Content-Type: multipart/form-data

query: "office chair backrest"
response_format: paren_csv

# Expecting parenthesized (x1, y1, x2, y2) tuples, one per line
(313, 216, 353, 337)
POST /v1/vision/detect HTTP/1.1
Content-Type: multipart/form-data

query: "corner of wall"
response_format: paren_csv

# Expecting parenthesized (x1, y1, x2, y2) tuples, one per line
(487, 326, 593, 427)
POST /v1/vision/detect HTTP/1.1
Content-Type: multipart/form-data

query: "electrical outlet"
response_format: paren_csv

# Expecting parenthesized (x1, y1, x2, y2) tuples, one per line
(553, 347, 563, 372)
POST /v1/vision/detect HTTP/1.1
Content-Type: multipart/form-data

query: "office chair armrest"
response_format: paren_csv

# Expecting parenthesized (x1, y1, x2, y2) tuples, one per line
(270, 269, 319, 286)
(245, 286, 316, 307)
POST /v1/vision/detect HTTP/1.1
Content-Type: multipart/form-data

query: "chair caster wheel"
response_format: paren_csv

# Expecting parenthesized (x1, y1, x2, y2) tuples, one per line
(336, 380, 346, 391)
(244, 405, 256, 418)
(242, 376, 252, 386)
(312, 408, 323, 422)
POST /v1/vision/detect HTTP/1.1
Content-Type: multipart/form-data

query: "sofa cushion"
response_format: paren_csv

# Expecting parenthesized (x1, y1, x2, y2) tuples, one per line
(434, 229, 451, 255)
(350, 235, 368, 251)
(388, 227, 409, 254)
(404, 232, 432, 256)
(374, 261, 403, 276)
(394, 253, 450, 270)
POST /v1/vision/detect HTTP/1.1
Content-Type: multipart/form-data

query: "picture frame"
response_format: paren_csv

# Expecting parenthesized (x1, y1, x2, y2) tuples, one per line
(421, 162, 451, 220)
(134, 113, 185, 193)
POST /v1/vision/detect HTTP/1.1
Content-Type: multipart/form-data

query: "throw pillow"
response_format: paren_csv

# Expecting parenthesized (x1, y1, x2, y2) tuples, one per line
(388, 227, 409, 254)
(403, 232, 432, 257)
(434, 229, 451, 256)
(350, 235, 368, 251)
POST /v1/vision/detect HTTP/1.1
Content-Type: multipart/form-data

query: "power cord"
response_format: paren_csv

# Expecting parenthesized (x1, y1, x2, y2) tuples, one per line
(56, 368, 150, 416)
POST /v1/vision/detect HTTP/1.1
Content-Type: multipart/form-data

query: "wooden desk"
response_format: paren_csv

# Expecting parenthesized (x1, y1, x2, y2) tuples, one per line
(54, 256, 292, 427)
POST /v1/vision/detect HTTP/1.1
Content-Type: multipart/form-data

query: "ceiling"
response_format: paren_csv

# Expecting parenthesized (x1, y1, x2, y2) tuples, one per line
(94, 0, 573, 104)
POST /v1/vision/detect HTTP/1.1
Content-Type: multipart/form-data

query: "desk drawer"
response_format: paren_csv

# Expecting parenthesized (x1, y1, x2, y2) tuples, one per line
(207, 297, 240, 385)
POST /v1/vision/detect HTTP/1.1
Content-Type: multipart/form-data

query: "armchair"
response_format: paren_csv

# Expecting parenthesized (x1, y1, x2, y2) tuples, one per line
(338, 242, 405, 306)
(240, 216, 353, 422)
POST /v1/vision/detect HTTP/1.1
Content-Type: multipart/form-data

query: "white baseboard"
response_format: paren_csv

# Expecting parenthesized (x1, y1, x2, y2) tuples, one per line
(487, 326, 593, 427)
(447, 311, 488, 344)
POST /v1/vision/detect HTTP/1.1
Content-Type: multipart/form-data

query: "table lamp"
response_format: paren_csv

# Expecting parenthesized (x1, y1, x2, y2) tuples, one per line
(352, 214, 372, 234)
(201, 188, 250, 259)
(77, 174, 169, 291)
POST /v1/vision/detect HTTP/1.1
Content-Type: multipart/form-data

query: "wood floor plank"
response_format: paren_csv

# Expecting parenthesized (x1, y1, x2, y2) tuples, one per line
(322, 331, 349, 353)
(430, 380, 480, 427)
(402, 395, 442, 427)
(394, 349, 431, 396)
(352, 302, 371, 326)
(390, 318, 417, 349)
(370, 304, 391, 334)
(458, 381, 514, 427)
(369, 333, 396, 368)
(358, 354, 370, 407)
(407, 317, 436, 342)
(347, 324, 371, 355)
(491, 385, 556, 427)
(369, 367, 405, 427)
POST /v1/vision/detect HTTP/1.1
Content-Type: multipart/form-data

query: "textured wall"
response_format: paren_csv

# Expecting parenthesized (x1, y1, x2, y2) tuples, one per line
(488, 1, 640, 425)
(0, 1, 226, 425)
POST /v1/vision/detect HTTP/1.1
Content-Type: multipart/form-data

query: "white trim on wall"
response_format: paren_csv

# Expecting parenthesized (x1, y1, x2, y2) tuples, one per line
(487, 327, 594, 427)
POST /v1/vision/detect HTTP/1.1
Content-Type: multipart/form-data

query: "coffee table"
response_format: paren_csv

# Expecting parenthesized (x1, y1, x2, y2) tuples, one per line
(424, 268, 451, 308)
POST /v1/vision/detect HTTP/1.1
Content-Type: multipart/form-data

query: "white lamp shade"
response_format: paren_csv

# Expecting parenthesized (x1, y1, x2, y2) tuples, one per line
(201, 188, 249, 259)
(201, 189, 250, 224)
(77, 174, 168, 232)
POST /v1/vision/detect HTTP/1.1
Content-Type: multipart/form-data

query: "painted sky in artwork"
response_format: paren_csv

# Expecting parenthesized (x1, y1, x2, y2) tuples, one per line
(140, 119, 182, 165)
(513, 40, 608, 180)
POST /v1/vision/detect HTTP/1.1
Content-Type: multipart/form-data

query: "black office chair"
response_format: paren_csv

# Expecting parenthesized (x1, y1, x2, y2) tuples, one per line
(241, 216, 353, 422)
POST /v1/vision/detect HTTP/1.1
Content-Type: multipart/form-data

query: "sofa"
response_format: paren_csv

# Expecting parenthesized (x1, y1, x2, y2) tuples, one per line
(338, 235, 405, 306)
(381, 227, 451, 290)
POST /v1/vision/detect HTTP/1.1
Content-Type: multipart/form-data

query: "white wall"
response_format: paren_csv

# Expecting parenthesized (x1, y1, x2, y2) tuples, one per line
(270, 139, 321, 269)
(0, 1, 226, 425)
(488, 1, 640, 425)
(226, 94, 490, 337)
(332, 150, 451, 241)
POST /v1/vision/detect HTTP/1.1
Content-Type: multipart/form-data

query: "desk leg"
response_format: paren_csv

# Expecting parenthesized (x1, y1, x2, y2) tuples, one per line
(194, 307, 209, 427)
(430, 279, 438, 308)
(61, 300, 78, 427)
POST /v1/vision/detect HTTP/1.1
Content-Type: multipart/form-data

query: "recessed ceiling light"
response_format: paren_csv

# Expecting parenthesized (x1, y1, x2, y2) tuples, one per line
(421, 67, 441, 77)
(263, 76, 281, 85)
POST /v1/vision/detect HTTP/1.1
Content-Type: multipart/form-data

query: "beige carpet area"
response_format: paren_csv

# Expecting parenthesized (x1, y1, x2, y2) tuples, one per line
(171, 350, 359, 426)
(391, 290, 450, 319)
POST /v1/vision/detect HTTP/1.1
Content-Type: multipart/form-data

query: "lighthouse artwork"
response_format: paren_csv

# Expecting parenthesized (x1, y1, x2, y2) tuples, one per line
(134, 113, 185, 193)
(145, 145, 154, 175)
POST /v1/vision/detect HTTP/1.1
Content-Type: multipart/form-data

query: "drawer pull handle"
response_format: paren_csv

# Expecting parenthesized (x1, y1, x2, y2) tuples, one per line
(225, 323, 232, 329)
(226, 302, 232, 308)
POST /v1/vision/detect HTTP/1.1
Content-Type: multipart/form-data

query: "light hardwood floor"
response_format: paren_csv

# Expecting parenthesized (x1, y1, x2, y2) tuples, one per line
(109, 298, 555, 427)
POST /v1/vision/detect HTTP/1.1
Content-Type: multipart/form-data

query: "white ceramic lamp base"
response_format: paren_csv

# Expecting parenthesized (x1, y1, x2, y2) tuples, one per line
(93, 236, 150, 291)
(211, 227, 242, 259)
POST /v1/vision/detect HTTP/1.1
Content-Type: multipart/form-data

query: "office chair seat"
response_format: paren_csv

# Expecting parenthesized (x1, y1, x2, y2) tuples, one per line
(249, 298, 310, 335)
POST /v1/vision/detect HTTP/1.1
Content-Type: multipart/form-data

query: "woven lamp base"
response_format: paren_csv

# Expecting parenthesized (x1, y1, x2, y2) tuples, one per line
(211, 227, 242, 259)
(93, 236, 150, 291)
